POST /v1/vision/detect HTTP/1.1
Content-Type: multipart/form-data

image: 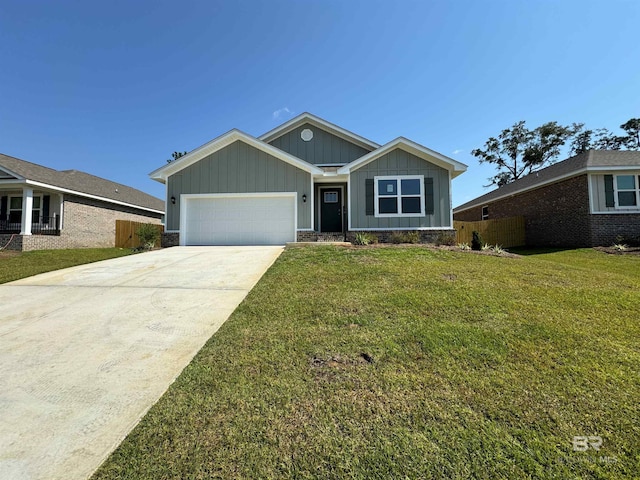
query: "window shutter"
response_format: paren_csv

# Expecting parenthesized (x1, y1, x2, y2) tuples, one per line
(424, 178, 434, 215)
(0, 196, 7, 220)
(43, 195, 50, 218)
(604, 174, 615, 208)
(365, 179, 374, 216)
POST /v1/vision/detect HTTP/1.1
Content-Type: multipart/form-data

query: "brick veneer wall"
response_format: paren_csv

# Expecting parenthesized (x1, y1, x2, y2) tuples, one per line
(8, 194, 163, 252)
(0, 234, 22, 250)
(590, 214, 640, 246)
(162, 232, 180, 247)
(454, 175, 592, 247)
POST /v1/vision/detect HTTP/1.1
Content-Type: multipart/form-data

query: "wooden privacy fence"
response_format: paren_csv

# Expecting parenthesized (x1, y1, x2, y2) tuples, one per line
(454, 216, 525, 248)
(115, 220, 163, 248)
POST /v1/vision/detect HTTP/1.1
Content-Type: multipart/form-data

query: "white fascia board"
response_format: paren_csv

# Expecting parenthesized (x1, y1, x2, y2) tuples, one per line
(149, 129, 323, 182)
(0, 165, 24, 180)
(259, 113, 380, 151)
(24, 180, 165, 215)
(0, 179, 26, 186)
(313, 173, 349, 184)
(338, 137, 468, 177)
(586, 166, 640, 173)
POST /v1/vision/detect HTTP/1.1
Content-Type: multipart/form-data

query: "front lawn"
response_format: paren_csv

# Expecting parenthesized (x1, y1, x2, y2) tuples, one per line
(93, 246, 640, 479)
(0, 248, 133, 284)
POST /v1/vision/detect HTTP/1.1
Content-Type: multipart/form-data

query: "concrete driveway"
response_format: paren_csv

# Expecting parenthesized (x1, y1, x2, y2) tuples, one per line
(0, 246, 283, 480)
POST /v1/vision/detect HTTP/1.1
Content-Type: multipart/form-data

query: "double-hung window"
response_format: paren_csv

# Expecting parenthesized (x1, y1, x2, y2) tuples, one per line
(614, 175, 640, 208)
(374, 175, 425, 217)
(7, 195, 42, 224)
(8, 197, 22, 223)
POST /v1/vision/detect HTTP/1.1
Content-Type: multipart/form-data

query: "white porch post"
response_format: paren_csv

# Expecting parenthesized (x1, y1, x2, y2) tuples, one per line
(20, 187, 33, 235)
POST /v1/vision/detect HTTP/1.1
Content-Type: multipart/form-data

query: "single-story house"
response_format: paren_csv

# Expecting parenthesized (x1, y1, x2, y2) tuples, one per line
(453, 150, 640, 247)
(149, 113, 467, 246)
(0, 154, 164, 251)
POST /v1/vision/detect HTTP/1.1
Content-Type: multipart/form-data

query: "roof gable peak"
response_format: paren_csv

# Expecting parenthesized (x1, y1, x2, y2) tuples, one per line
(259, 113, 380, 151)
(149, 129, 323, 182)
(338, 137, 467, 178)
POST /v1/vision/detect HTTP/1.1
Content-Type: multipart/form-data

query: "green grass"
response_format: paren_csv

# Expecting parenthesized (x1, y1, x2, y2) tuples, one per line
(92, 246, 640, 479)
(0, 248, 133, 284)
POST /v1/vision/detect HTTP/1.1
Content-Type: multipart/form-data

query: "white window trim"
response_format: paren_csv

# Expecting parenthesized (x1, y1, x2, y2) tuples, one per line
(481, 205, 489, 220)
(374, 175, 425, 218)
(8, 195, 23, 217)
(613, 174, 640, 210)
(9, 194, 43, 220)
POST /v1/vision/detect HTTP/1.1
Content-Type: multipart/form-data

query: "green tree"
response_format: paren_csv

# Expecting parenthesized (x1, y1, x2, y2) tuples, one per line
(620, 118, 640, 149)
(167, 151, 187, 163)
(570, 128, 621, 155)
(472, 121, 579, 187)
(570, 118, 639, 154)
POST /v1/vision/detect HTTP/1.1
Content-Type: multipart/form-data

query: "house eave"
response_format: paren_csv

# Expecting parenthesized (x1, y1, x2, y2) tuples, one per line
(149, 129, 323, 182)
(21, 180, 165, 215)
(338, 137, 468, 177)
(259, 113, 380, 151)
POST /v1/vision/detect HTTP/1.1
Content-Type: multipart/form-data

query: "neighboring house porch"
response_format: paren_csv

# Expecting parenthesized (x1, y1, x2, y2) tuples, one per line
(0, 188, 62, 236)
(0, 154, 164, 251)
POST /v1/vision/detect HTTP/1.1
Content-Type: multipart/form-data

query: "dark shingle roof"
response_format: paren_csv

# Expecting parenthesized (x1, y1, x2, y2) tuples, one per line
(0, 153, 164, 212)
(454, 150, 640, 212)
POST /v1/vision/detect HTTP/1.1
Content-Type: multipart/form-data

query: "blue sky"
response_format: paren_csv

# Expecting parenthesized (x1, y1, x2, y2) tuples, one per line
(1, 0, 638, 207)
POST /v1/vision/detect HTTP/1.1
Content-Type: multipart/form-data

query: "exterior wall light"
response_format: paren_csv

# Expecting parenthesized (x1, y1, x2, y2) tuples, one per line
(171, 196, 176, 204)
(302, 194, 307, 203)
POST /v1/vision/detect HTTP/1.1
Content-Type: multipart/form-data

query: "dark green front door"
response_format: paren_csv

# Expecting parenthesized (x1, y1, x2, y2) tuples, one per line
(320, 188, 342, 232)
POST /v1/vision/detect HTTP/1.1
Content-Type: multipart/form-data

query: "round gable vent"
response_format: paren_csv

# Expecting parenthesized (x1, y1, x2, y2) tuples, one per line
(301, 128, 313, 142)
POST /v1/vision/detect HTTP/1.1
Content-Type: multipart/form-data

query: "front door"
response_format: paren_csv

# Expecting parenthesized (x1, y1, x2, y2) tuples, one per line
(320, 188, 343, 232)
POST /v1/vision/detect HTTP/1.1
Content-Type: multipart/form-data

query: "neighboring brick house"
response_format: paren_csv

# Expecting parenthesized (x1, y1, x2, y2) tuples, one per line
(453, 150, 640, 247)
(0, 154, 164, 251)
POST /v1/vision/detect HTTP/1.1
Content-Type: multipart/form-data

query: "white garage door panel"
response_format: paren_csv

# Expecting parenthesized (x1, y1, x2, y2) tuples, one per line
(183, 195, 295, 245)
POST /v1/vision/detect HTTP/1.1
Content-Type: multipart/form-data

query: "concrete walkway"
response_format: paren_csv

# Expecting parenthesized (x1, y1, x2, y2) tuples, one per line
(0, 246, 283, 480)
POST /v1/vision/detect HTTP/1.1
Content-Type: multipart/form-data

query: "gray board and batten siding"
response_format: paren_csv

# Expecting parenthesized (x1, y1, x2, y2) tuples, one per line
(166, 140, 311, 231)
(268, 123, 371, 166)
(350, 148, 451, 229)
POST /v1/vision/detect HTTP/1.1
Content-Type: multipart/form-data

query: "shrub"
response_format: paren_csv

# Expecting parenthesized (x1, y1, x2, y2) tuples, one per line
(481, 243, 492, 251)
(353, 232, 378, 246)
(471, 231, 483, 251)
(492, 245, 505, 254)
(405, 232, 420, 244)
(434, 232, 456, 246)
(136, 223, 161, 250)
(389, 232, 407, 244)
(612, 243, 628, 252)
(457, 243, 471, 251)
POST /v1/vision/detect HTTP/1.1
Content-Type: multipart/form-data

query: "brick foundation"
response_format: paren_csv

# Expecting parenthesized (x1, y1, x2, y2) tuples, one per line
(590, 214, 640, 246)
(0, 234, 22, 250)
(345, 229, 455, 244)
(162, 232, 180, 247)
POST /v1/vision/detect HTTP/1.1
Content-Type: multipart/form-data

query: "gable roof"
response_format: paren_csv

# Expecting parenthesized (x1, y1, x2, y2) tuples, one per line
(259, 112, 380, 151)
(149, 129, 324, 182)
(454, 150, 640, 212)
(337, 137, 468, 178)
(0, 153, 164, 213)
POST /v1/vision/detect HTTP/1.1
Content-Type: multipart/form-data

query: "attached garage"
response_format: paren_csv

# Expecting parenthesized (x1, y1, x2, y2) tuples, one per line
(180, 193, 297, 246)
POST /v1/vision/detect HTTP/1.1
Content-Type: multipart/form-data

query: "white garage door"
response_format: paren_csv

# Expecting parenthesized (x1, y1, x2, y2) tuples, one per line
(182, 193, 296, 246)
